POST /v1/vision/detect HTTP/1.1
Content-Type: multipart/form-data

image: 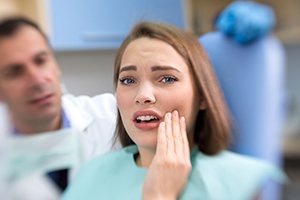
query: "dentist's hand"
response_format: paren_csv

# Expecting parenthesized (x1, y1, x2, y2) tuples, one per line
(142, 110, 191, 200)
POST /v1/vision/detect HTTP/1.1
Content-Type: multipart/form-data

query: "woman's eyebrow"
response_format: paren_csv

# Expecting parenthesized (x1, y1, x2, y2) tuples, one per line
(151, 66, 180, 72)
(119, 65, 136, 73)
(119, 65, 180, 73)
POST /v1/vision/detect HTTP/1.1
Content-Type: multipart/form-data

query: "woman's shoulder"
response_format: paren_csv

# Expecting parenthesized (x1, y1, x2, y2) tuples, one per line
(186, 149, 287, 199)
(218, 150, 284, 177)
(62, 146, 139, 200)
(205, 150, 270, 167)
(193, 150, 286, 180)
(79, 145, 138, 171)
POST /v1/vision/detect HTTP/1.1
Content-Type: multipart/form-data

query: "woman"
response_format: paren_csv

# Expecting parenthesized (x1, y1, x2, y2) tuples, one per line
(62, 22, 285, 200)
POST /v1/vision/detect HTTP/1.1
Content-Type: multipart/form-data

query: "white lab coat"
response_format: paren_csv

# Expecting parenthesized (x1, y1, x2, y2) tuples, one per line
(2, 93, 118, 200)
(62, 93, 118, 177)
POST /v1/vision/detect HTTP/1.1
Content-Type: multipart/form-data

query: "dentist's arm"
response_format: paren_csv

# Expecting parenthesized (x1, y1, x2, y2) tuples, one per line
(142, 111, 191, 200)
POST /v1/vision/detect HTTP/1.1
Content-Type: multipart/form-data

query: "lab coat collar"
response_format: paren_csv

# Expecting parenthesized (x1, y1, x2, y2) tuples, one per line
(62, 95, 93, 132)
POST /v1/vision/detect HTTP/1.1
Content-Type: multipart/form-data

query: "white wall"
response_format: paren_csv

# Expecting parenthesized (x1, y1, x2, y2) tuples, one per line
(55, 49, 117, 96)
(284, 44, 300, 135)
(286, 45, 300, 107)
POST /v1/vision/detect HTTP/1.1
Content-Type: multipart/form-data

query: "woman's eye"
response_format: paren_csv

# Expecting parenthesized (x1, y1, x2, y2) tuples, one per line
(160, 76, 177, 84)
(119, 77, 136, 85)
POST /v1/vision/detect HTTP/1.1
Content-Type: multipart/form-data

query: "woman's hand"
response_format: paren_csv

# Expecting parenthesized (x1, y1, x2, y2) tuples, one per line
(142, 110, 191, 200)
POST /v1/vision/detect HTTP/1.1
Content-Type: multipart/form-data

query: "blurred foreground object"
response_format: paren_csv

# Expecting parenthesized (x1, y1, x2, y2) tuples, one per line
(0, 104, 10, 200)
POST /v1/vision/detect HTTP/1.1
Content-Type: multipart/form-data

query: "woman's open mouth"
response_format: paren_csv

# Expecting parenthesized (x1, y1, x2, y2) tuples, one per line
(133, 111, 162, 130)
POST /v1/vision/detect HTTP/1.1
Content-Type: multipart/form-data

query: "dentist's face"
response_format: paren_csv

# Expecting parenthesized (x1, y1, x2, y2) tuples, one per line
(116, 37, 201, 150)
(0, 26, 62, 131)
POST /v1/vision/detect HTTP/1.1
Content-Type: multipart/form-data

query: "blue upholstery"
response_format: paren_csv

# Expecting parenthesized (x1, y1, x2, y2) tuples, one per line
(200, 32, 286, 199)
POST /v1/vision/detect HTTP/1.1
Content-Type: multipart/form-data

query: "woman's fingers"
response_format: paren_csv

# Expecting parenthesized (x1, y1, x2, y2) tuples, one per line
(180, 116, 190, 162)
(164, 112, 174, 156)
(172, 110, 183, 157)
(157, 111, 190, 161)
(159, 111, 189, 157)
(144, 111, 191, 200)
(156, 121, 166, 156)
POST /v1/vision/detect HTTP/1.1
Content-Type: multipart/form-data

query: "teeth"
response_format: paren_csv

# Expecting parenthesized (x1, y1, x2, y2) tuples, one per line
(136, 115, 158, 122)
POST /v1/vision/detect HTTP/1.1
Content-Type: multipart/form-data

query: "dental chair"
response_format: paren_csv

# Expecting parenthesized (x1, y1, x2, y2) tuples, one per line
(200, 31, 286, 200)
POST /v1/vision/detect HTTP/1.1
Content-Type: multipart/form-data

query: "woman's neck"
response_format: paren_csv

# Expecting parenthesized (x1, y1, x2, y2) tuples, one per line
(136, 143, 196, 168)
(136, 147, 156, 168)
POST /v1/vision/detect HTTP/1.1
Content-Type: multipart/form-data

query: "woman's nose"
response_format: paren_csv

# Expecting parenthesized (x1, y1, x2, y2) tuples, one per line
(135, 87, 156, 105)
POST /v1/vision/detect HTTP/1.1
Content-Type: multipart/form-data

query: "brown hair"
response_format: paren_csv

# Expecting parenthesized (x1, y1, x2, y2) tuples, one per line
(113, 22, 231, 155)
(0, 16, 48, 42)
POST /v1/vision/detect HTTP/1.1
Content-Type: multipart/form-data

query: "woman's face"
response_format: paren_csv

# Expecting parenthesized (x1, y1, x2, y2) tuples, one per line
(116, 37, 201, 150)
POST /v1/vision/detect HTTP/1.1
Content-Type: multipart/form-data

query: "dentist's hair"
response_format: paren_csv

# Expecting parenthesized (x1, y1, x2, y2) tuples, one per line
(0, 16, 48, 43)
(114, 22, 231, 155)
